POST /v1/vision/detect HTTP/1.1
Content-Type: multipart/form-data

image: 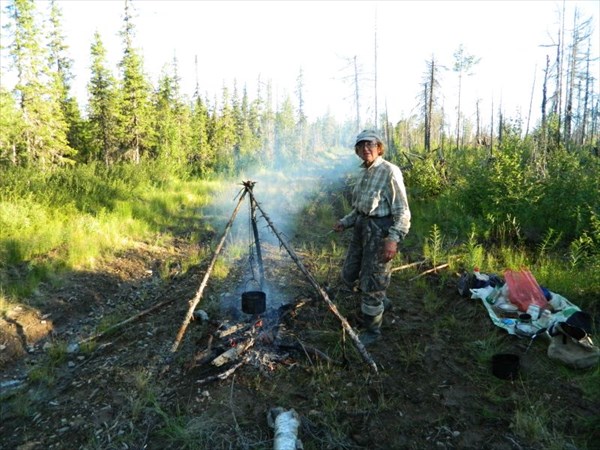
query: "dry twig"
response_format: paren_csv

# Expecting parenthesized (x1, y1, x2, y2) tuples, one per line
(409, 263, 450, 281)
(79, 296, 174, 345)
(391, 260, 427, 273)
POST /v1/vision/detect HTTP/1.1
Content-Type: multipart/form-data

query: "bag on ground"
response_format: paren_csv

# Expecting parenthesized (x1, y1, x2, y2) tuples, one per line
(547, 312, 600, 369)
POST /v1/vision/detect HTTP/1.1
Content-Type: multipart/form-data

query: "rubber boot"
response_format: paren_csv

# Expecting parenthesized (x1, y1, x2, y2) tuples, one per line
(359, 312, 383, 346)
(383, 297, 393, 312)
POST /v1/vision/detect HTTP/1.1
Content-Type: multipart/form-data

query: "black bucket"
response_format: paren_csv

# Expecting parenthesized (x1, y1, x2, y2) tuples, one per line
(492, 353, 520, 380)
(241, 291, 266, 314)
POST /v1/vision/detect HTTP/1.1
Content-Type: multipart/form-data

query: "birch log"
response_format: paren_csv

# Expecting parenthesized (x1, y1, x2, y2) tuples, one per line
(268, 407, 302, 450)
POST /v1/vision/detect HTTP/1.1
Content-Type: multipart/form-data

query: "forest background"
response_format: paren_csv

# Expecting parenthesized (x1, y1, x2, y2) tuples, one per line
(0, 0, 599, 327)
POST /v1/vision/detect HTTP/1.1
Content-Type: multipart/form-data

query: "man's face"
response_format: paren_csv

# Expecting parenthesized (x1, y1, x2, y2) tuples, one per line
(357, 140, 379, 166)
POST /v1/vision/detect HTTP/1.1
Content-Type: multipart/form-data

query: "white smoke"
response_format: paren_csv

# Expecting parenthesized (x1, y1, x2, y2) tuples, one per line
(203, 145, 361, 318)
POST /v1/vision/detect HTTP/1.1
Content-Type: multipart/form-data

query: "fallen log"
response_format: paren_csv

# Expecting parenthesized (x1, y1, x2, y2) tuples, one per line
(171, 188, 248, 353)
(247, 189, 378, 374)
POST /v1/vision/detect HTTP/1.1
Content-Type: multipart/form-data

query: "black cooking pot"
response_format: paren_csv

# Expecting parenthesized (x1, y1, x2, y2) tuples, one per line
(492, 353, 520, 380)
(241, 291, 266, 314)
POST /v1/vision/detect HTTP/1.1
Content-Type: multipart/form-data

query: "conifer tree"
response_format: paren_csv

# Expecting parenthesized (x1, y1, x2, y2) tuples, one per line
(258, 78, 275, 166)
(295, 67, 308, 160)
(153, 58, 189, 168)
(237, 85, 261, 167)
(48, 0, 84, 153)
(452, 44, 480, 151)
(231, 80, 243, 162)
(5, 0, 73, 167)
(118, 0, 153, 164)
(210, 86, 236, 174)
(0, 87, 23, 165)
(421, 55, 443, 153)
(275, 95, 296, 166)
(189, 92, 211, 176)
(87, 30, 119, 165)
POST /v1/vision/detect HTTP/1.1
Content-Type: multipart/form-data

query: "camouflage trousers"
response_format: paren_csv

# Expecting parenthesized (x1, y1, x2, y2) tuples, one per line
(341, 215, 394, 317)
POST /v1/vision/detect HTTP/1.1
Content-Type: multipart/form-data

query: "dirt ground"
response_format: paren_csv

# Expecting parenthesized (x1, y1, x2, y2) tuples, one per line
(1, 210, 599, 449)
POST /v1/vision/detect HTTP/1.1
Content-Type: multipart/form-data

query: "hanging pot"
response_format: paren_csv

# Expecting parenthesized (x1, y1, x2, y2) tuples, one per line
(241, 290, 266, 314)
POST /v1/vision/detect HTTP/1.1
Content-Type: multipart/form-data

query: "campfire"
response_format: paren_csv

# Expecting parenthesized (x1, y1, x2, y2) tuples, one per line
(191, 295, 319, 385)
(169, 180, 378, 380)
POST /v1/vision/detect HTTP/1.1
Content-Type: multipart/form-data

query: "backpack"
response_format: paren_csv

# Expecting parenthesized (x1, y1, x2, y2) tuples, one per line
(547, 311, 600, 369)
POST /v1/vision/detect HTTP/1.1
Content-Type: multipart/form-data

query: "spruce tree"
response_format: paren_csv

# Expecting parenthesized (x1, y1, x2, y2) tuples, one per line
(5, 0, 73, 167)
(189, 93, 211, 176)
(275, 95, 296, 166)
(0, 87, 23, 165)
(153, 56, 191, 172)
(87, 30, 119, 165)
(117, 0, 153, 164)
(48, 0, 84, 154)
(259, 79, 275, 167)
(211, 86, 236, 174)
(237, 85, 261, 168)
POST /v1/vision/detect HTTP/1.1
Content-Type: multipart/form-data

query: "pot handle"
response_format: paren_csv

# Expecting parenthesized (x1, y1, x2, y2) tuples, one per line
(245, 278, 262, 291)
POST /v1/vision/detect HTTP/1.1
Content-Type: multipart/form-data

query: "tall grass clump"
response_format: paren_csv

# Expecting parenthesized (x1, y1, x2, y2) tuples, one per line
(0, 162, 225, 304)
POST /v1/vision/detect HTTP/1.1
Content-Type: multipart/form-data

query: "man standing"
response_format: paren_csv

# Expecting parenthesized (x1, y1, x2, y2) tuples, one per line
(333, 130, 411, 345)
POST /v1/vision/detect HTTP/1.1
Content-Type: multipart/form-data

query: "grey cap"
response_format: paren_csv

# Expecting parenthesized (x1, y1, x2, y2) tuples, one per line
(355, 129, 382, 145)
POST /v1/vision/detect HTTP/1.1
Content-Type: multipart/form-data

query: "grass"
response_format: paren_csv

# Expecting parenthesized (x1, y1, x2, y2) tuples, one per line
(0, 164, 229, 304)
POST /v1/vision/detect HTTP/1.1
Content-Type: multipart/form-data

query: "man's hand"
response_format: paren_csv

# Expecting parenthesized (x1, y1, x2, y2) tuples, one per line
(333, 221, 345, 232)
(382, 239, 397, 262)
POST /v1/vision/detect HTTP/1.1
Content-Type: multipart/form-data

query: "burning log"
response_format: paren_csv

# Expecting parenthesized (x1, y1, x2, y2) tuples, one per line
(171, 188, 248, 353)
(211, 337, 255, 367)
(246, 189, 379, 374)
(215, 322, 252, 339)
(196, 358, 248, 385)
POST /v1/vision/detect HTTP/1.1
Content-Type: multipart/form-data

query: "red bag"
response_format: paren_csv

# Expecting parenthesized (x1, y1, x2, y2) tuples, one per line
(504, 269, 548, 312)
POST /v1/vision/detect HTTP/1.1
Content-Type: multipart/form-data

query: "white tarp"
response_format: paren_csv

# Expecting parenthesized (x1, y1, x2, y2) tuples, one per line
(470, 285, 581, 335)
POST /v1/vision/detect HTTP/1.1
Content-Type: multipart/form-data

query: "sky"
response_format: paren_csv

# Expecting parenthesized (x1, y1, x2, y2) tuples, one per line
(1, 0, 599, 129)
